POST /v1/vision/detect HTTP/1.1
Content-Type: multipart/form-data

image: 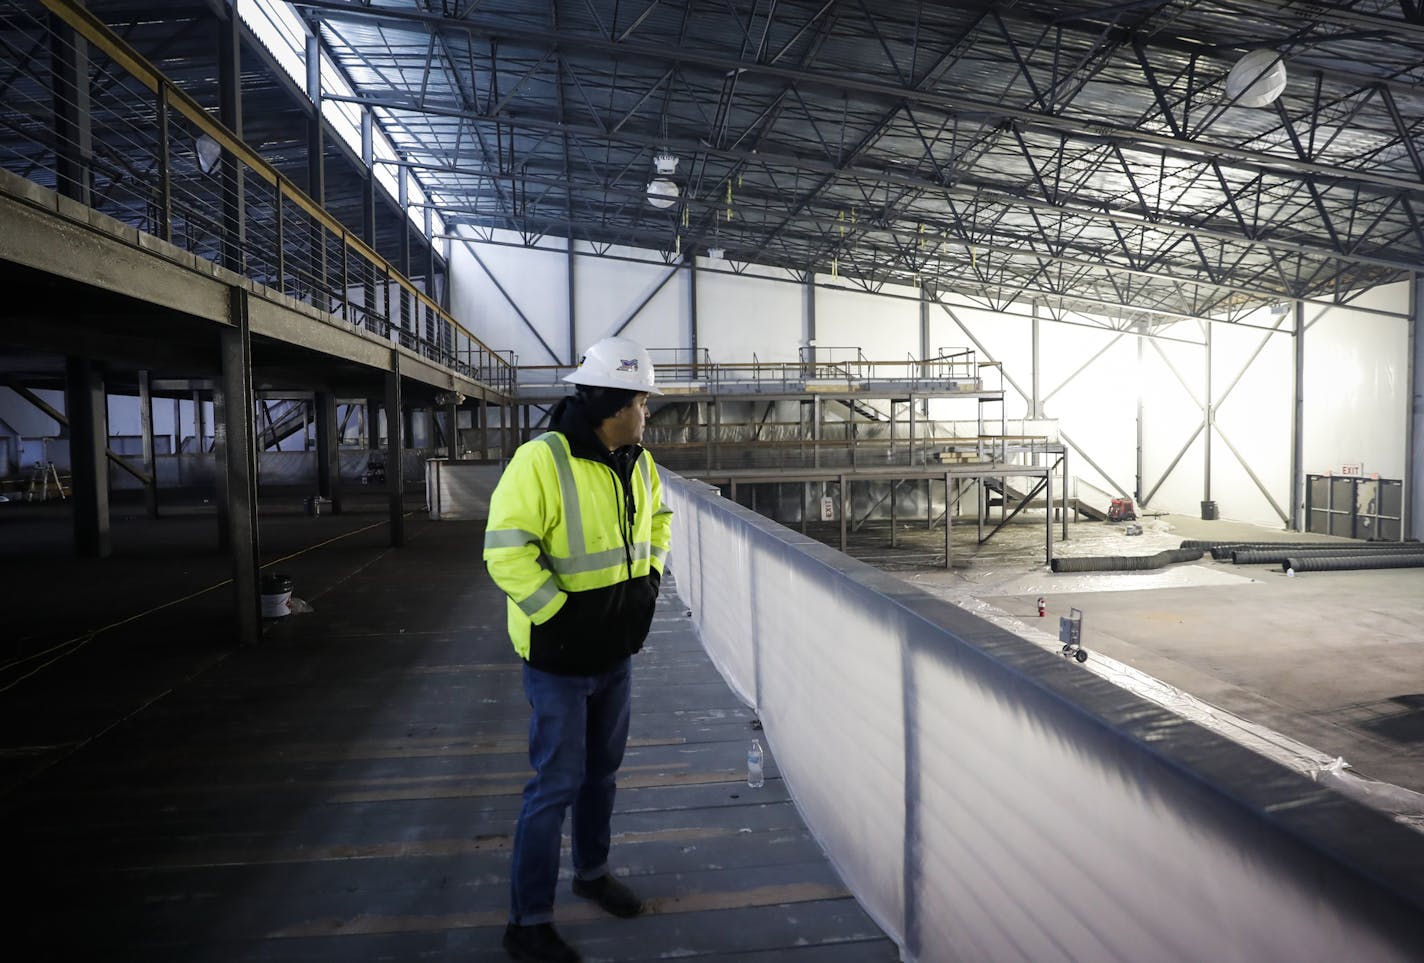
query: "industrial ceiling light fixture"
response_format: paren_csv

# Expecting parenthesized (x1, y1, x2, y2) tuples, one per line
(1225, 49, 1288, 108)
(646, 147, 680, 209)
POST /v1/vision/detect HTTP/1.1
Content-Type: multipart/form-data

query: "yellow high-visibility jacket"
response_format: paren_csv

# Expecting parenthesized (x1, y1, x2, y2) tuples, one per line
(484, 427, 672, 675)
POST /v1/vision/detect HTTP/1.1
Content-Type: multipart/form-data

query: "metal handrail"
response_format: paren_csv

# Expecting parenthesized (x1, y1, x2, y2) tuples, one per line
(18, 0, 514, 394)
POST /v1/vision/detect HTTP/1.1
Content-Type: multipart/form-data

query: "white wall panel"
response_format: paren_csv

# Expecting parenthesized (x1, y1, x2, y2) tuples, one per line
(1210, 318, 1294, 526)
(449, 232, 572, 365)
(696, 269, 801, 362)
(925, 302, 1034, 426)
(572, 255, 683, 352)
(1303, 299, 1409, 480)
(1040, 327, 1137, 502)
(815, 283, 919, 359)
(1139, 327, 1208, 514)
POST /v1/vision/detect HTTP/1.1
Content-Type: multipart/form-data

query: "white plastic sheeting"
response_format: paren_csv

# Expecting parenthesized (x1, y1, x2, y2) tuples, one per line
(666, 473, 1424, 963)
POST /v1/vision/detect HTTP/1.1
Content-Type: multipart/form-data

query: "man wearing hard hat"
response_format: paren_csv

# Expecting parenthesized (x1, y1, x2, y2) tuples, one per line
(484, 336, 672, 963)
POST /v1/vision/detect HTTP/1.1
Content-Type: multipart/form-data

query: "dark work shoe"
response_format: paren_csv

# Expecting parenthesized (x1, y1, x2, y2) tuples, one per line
(502, 922, 581, 962)
(572, 873, 644, 918)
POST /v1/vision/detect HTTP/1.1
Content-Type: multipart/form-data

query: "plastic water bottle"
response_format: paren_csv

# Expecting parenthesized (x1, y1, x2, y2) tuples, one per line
(747, 740, 764, 788)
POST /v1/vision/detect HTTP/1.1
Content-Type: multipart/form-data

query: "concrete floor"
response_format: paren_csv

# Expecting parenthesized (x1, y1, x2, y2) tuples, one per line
(883, 510, 1424, 803)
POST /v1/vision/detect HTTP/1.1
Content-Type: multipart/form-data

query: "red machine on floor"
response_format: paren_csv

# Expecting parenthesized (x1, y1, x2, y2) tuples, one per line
(1107, 497, 1137, 522)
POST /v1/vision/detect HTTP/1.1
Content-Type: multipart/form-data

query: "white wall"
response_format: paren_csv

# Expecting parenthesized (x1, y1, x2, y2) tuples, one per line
(444, 236, 1417, 530)
(1302, 285, 1410, 481)
(696, 265, 802, 363)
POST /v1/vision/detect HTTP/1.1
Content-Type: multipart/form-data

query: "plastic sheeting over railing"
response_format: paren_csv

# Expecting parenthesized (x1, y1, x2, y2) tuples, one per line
(664, 473, 1424, 963)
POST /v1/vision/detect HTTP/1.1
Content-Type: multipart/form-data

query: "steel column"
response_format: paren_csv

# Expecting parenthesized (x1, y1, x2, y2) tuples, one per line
(138, 369, 157, 519)
(218, 287, 260, 645)
(315, 391, 342, 514)
(64, 356, 110, 558)
(385, 351, 405, 547)
(1408, 277, 1422, 540)
(1292, 302, 1306, 531)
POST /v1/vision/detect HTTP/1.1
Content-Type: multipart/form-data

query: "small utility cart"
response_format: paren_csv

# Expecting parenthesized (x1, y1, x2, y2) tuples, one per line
(1059, 607, 1088, 663)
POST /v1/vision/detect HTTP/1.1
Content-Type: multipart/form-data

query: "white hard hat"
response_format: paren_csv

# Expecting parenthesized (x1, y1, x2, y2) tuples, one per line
(563, 336, 662, 394)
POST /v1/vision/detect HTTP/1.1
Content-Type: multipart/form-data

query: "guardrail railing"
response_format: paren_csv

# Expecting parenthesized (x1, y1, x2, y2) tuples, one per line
(1, 0, 514, 394)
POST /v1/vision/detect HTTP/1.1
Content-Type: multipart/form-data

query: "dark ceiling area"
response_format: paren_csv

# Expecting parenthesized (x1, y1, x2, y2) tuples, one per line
(6, 0, 1424, 334)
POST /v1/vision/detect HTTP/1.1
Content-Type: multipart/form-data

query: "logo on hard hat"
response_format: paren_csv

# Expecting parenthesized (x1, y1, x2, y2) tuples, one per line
(617, 358, 640, 372)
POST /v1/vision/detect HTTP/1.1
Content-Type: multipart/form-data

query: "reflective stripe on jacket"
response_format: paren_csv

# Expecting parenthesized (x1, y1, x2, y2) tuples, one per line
(483, 431, 672, 661)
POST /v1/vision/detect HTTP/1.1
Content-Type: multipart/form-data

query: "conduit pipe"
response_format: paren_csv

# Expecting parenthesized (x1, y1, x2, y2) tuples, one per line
(1284, 553, 1424, 573)
(1050, 548, 1204, 573)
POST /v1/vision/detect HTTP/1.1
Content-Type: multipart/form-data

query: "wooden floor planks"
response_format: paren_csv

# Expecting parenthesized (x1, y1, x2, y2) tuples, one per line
(3, 505, 898, 961)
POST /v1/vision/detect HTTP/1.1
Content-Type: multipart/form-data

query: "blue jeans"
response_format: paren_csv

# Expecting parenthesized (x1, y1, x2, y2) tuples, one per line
(509, 658, 632, 925)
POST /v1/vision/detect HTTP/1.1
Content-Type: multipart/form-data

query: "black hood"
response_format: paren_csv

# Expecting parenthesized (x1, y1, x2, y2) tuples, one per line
(549, 394, 642, 468)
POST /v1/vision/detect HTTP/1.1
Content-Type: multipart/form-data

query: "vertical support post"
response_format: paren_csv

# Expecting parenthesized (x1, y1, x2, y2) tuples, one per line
(305, 33, 325, 206)
(397, 171, 410, 341)
(315, 391, 342, 514)
(890, 477, 898, 548)
(478, 400, 489, 460)
(1031, 302, 1041, 418)
(385, 351, 405, 547)
(1407, 277, 1422, 540)
(688, 258, 698, 372)
(712, 399, 721, 469)
(1062, 448, 1070, 540)
(943, 472, 953, 570)
(1136, 319, 1146, 503)
(217, 0, 245, 274)
(65, 356, 110, 558)
(812, 395, 821, 469)
(839, 473, 848, 555)
(889, 398, 897, 461)
(139, 369, 158, 519)
(218, 287, 260, 644)
(1203, 321, 1214, 508)
(155, 84, 172, 241)
(908, 393, 917, 467)
(361, 110, 377, 327)
(567, 237, 577, 362)
(1291, 302, 1306, 532)
(1045, 457, 1054, 566)
(366, 396, 381, 449)
(48, 10, 92, 205)
(196, 390, 208, 452)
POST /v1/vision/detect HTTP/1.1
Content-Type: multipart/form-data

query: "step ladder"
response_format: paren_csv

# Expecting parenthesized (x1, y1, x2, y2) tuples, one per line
(24, 461, 67, 502)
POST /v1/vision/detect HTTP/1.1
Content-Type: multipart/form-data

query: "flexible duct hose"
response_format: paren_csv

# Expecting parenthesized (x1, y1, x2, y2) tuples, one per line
(1231, 545, 1424, 565)
(1182, 540, 1419, 560)
(1051, 548, 1204, 573)
(1283, 553, 1424, 573)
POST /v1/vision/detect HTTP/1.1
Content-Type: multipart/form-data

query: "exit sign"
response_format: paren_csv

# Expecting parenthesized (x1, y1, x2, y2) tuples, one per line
(1339, 463, 1364, 476)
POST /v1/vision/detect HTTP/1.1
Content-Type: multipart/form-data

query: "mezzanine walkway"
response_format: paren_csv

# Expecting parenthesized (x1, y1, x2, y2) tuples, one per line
(0, 494, 897, 961)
